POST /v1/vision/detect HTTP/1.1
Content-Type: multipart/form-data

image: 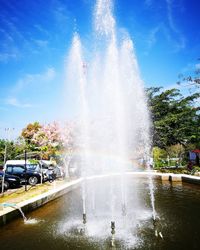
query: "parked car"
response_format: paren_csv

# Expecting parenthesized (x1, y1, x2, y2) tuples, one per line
(4, 160, 48, 186)
(54, 165, 64, 179)
(0, 171, 21, 189)
(39, 160, 64, 180)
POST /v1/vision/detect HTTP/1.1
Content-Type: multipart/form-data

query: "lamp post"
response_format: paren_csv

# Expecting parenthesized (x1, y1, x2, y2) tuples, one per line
(24, 149, 27, 191)
(1, 135, 8, 195)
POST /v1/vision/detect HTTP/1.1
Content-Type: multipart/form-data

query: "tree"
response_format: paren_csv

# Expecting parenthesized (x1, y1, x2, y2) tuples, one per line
(146, 87, 200, 150)
(0, 139, 25, 165)
(0, 121, 76, 164)
(0, 139, 6, 165)
(32, 122, 62, 159)
(21, 122, 42, 150)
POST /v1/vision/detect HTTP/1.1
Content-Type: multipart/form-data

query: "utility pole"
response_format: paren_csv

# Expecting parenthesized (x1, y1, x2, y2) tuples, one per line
(24, 149, 27, 191)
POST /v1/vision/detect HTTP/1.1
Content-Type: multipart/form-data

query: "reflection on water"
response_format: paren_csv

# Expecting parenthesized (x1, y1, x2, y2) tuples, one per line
(1, 178, 200, 250)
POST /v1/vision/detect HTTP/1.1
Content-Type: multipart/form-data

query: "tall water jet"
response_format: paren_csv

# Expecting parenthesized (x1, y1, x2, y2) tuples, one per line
(66, 33, 90, 223)
(65, 0, 155, 245)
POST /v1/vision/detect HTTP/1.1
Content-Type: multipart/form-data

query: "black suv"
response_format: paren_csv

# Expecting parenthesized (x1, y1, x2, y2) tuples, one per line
(5, 164, 47, 186)
(0, 171, 21, 190)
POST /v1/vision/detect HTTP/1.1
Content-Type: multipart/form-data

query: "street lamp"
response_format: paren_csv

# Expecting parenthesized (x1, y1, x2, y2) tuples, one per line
(24, 149, 27, 191)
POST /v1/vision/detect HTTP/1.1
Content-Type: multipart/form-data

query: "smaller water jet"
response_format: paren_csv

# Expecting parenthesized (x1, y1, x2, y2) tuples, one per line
(121, 203, 127, 216)
(110, 221, 116, 247)
(17, 207, 27, 222)
(1, 202, 39, 225)
(2, 203, 27, 222)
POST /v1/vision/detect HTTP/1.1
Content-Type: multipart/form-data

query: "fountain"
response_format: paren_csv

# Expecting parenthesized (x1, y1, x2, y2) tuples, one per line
(0, 1, 199, 249)
(65, 0, 156, 247)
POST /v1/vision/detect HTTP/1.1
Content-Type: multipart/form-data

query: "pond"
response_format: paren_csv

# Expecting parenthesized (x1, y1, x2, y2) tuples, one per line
(1, 177, 200, 250)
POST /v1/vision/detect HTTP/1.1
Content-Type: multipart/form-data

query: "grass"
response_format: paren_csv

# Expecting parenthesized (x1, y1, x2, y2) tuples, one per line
(0, 179, 67, 205)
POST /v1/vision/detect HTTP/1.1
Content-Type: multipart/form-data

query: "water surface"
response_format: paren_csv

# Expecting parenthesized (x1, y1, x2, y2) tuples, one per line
(1, 178, 200, 250)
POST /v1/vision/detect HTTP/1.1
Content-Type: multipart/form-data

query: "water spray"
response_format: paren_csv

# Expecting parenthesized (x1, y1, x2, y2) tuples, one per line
(110, 221, 115, 247)
(121, 203, 127, 216)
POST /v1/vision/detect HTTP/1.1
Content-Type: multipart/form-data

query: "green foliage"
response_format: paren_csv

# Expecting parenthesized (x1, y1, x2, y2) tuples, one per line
(153, 147, 167, 160)
(0, 139, 25, 165)
(29, 159, 39, 164)
(147, 87, 200, 169)
(146, 87, 200, 150)
(0, 139, 6, 165)
(153, 147, 168, 168)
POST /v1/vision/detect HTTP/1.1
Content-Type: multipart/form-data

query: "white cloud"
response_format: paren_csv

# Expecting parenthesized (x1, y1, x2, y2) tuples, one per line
(0, 51, 19, 62)
(43, 67, 56, 81)
(166, 0, 176, 32)
(34, 24, 50, 37)
(2, 18, 33, 52)
(4, 67, 56, 109)
(147, 25, 160, 49)
(144, 0, 186, 53)
(34, 39, 48, 48)
(52, 0, 69, 28)
(12, 67, 56, 93)
(165, 0, 185, 51)
(5, 97, 32, 108)
(0, 11, 51, 63)
(0, 17, 29, 63)
(0, 26, 21, 62)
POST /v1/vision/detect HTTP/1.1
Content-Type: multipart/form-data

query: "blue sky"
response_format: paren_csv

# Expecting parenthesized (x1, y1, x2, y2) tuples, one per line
(0, 0, 199, 138)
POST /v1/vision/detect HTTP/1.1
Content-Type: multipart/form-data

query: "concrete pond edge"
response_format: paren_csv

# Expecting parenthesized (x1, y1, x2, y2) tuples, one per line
(0, 178, 82, 226)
